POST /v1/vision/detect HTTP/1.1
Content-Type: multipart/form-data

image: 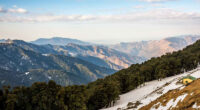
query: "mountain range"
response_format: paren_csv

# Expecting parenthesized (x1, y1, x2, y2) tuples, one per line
(14, 40, 145, 70)
(1, 35, 200, 110)
(0, 35, 199, 88)
(110, 35, 200, 59)
(0, 43, 116, 87)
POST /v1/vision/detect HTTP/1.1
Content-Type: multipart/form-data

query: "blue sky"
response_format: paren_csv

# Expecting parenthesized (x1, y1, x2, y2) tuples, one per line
(0, 0, 200, 44)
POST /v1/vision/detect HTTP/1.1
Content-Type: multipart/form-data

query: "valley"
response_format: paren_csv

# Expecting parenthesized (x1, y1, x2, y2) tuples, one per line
(0, 0, 199, 110)
(0, 35, 200, 110)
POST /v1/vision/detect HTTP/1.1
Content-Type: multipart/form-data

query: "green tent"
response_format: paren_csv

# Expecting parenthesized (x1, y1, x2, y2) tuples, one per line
(182, 75, 196, 80)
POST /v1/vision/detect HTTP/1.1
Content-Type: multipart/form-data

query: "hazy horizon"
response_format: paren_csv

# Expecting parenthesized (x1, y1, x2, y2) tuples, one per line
(0, 0, 200, 44)
(1, 34, 200, 45)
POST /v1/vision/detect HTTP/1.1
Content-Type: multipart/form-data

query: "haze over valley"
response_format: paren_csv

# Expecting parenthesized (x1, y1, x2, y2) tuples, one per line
(1, 0, 200, 110)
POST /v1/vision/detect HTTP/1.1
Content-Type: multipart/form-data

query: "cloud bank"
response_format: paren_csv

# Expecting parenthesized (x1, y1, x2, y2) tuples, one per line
(0, 9, 199, 23)
(0, 7, 27, 14)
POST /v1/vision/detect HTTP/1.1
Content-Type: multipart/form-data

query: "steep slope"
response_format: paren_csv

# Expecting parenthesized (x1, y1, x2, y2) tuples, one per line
(110, 35, 200, 59)
(94, 39, 200, 110)
(0, 39, 200, 110)
(50, 43, 145, 70)
(140, 70, 200, 110)
(105, 67, 200, 110)
(0, 68, 32, 87)
(31, 37, 90, 45)
(0, 43, 115, 87)
(12, 40, 145, 70)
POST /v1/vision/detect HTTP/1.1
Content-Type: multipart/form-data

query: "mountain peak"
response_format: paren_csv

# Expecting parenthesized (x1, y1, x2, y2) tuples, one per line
(30, 37, 90, 46)
(0, 39, 13, 44)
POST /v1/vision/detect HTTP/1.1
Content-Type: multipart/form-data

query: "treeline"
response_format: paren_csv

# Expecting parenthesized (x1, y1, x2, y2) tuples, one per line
(1, 40, 200, 110)
(0, 80, 119, 110)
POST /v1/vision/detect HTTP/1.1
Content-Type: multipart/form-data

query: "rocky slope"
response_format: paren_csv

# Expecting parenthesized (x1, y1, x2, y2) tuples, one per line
(141, 73, 200, 110)
(104, 67, 200, 110)
(50, 43, 145, 70)
(110, 35, 200, 59)
(12, 40, 145, 70)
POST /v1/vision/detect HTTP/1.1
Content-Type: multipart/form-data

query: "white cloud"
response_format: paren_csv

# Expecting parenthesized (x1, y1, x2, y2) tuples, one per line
(126, 9, 200, 20)
(0, 7, 6, 13)
(7, 8, 27, 13)
(13, 5, 17, 8)
(0, 9, 199, 22)
(0, 7, 27, 14)
(0, 14, 96, 22)
(133, 5, 145, 9)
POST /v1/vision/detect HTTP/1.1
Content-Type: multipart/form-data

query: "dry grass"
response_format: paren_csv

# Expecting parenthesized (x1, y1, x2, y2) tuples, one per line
(140, 79, 200, 110)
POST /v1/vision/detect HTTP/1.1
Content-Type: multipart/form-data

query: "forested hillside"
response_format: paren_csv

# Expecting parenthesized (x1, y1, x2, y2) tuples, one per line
(0, 40, 200, 110)
(12, 40, 145, 70)
(0, 43, 115, 87)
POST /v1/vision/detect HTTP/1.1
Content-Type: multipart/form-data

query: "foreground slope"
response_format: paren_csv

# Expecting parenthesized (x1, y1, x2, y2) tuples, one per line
(105, 67, 200, 110)
(141, 70, 200, 110)
(100, 39, 200, 110)
(0, 39, 200, 110)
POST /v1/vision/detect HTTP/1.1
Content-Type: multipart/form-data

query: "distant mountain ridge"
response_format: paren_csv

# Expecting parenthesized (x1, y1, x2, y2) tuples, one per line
(110, 35, 200, 59)
(1, 35, 199, 70)
(12, 40, 145, 70)
(31, 37, 90, 45)
(0, 43, 115, 87)
(0, 35, 200, 110)
(0, 39, 5, 43)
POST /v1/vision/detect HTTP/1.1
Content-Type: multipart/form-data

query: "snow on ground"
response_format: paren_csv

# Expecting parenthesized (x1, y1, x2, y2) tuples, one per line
(190, 69, 200, 78)
(192, 103, 200, 109)
(151, 93, 188, 110)
(42, 54, 50, 56)
(25, 72, 30, 75)
(48, 76, 52, 79)
(102, 67, 200, 110)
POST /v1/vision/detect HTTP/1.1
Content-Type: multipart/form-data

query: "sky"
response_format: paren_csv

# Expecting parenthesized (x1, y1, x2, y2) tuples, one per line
(0, 0, 200, 44)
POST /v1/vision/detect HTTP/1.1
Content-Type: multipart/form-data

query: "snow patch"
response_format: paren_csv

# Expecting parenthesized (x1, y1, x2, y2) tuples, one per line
(151, 94, 187, 110)
(1, 80, 5, 84)
(48, 76, 52, 79)
(102, 67, 200, 110)
(179, 86, 185, 90)
(21, 55, 29, 60)
(190, 70, 200, 78)
(192, 103, 200, 109)
(69, 52, 77, 57)
(42, 54, 50, 56)
(25, 72, 30, 75)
